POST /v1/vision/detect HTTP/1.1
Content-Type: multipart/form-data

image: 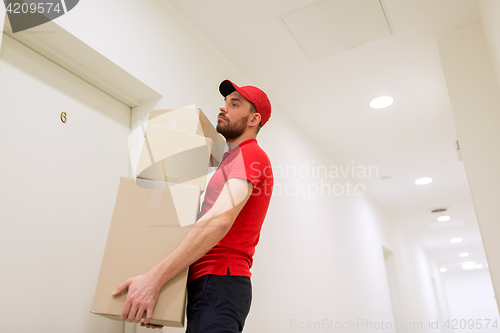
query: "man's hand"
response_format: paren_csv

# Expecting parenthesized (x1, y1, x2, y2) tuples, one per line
(112, 272, 162, 325)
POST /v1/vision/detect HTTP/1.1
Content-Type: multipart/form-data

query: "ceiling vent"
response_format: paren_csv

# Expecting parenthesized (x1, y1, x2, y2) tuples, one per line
(427, 206, 451, 214)
(426, 206, 461, 229)
(280, 0, 393, 60)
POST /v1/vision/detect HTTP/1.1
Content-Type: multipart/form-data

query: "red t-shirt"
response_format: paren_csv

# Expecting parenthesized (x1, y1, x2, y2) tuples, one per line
(188, 139, 273, 282)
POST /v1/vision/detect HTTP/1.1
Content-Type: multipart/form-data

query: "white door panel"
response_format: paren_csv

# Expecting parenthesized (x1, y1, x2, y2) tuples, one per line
(0, 33, 130, 333)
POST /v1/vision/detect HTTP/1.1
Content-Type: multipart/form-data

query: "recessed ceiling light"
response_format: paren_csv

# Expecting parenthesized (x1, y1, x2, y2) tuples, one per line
(437, 216, 451, 222)
(459, 252, 469, 258)
(450, 238, 462, 243)
(462, 261, 476, 270)
(440, 267, 447, 272)
(369, 96, 394, 109)
(415, 177, 432, 185)
(475, 264, 484, 269)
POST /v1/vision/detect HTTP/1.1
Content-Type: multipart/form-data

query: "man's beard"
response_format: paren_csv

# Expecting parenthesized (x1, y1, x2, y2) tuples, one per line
(216, 114, 248, 140)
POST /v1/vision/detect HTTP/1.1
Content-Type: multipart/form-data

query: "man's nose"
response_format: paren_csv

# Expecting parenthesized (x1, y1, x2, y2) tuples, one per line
(219, 103, 227, 113)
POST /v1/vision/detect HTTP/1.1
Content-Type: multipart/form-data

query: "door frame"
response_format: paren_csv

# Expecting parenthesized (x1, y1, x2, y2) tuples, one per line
(1, 12, 162, 178)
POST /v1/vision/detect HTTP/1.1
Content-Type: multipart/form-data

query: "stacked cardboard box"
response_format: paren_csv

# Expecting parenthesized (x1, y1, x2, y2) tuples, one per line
(136, 107, 225, 190)
(91, 106, 224, 327)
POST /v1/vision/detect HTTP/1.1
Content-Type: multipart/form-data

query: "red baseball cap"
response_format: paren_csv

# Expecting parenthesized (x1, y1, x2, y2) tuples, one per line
(219, 80, 272, 127)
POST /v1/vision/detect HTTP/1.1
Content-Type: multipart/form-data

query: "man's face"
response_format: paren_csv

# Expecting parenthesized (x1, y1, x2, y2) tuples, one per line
(217, 91, 253, 140)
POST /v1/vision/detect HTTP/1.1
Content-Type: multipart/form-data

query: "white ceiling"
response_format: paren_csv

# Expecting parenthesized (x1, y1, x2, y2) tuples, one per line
(165, 0, 486, 273)
(280, 0, 392, 59)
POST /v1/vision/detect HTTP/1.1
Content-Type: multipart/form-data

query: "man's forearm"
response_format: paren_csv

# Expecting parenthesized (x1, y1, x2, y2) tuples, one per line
(146, 179, 252, 288)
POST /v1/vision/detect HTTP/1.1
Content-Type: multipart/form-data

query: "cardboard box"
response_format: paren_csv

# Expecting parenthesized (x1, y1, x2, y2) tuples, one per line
(148, 107, 225, 160)
(136, 125, 212, 189)
(93, 106, 224, 326)
(134, 107, 225, 190)
(91, 178, 201, 327)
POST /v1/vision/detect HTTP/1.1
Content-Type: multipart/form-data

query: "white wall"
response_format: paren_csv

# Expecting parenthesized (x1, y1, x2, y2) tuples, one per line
(0, 33, 131, 333)
(45, 1, 447, 332)
(246, 111, 394, 332)
(437, 26, 500, 314)
(479, 0, 500, 86)
(443, 270, 500, 333)
(429, 261, 454, 333)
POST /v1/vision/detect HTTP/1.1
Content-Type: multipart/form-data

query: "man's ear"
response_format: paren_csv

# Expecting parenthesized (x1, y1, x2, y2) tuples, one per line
(249, 112, 261, 128)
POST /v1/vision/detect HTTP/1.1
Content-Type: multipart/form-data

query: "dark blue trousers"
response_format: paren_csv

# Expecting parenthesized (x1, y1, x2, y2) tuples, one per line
(186, 271, 252, 333)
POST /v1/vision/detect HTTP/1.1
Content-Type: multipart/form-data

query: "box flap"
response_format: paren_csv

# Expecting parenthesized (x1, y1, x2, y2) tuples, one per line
(198, 109, 225, 165)
(147, 106, 225, 165)
(149, 107, 201, 135)
(136, 125, 211, 189)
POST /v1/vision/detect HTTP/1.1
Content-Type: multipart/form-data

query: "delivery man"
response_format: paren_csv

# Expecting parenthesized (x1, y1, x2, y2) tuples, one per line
(112, 79, 274, 332)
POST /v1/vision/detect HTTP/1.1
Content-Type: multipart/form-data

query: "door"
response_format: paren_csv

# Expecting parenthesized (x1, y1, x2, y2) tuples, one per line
(0, 33, 130, 332)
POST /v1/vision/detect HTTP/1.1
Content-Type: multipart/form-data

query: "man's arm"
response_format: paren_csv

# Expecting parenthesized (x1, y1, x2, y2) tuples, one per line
(112, 178, 253, 326)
